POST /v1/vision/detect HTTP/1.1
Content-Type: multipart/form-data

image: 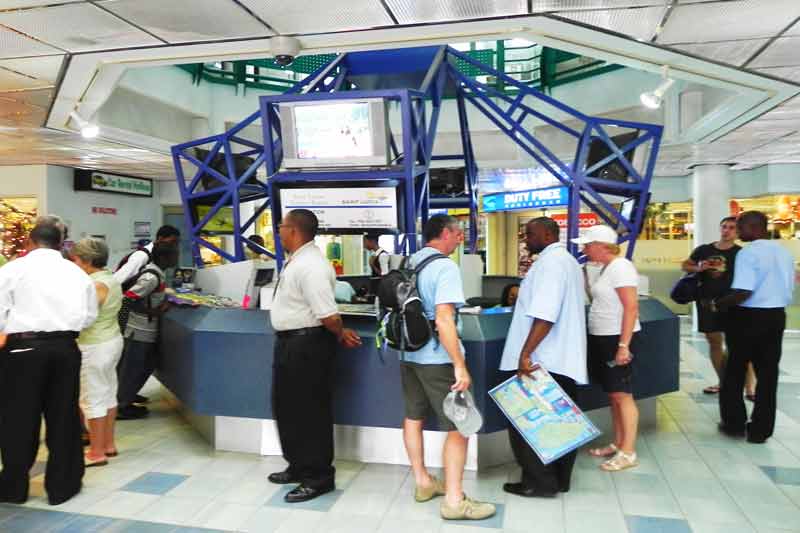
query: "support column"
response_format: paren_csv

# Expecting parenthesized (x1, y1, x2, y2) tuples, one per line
(691, 164, 732, 250)
(691, 164, 732, 330)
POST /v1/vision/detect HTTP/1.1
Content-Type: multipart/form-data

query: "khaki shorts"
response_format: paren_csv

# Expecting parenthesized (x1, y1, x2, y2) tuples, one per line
(400, 362, 456, 432)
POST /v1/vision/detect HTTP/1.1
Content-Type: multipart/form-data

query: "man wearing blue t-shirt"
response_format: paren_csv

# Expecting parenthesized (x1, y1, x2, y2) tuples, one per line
(712, 211, 795, 443)
(400, 215, 495, 521)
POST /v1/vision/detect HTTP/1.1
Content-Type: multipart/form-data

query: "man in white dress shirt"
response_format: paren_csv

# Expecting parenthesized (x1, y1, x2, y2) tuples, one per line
(0, 221, 98, 505)
(499, 217, 588, 497)
(267, 209, 361, 503)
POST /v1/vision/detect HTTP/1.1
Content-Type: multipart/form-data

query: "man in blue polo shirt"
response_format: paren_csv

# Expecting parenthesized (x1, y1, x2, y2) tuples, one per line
(713, 211, 795, 443)
(499, 216, 587, 497)
(400, 214, 495, 521)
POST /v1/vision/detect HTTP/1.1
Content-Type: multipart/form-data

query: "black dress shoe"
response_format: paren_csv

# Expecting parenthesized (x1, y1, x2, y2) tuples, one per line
(134, 394, 149, 404)
(284, 483, 334, 503)
(268, 469, 299, 485)
(717, 422, 745, 438)
(117, 404, 148, 420)
(745, 424, 768, 444)
(502, 482, 556, 498)
(0, 494, 27, 504)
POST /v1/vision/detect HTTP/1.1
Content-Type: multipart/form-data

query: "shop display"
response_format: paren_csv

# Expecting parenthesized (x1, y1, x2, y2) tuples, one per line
(167, 289, 241, 309)
(0, 198, 37, 259)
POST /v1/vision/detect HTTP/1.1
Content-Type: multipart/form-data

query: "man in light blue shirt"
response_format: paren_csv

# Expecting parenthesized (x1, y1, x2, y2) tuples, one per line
(714, 211, 796, 443)
(499, 217, 587, 497)
(400, 214, 495, 522)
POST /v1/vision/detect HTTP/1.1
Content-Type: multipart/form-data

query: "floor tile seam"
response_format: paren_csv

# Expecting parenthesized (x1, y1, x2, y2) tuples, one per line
(606, 466, 633, 532)
(373, 466, 415, 530)
(659, 388, 762, 531)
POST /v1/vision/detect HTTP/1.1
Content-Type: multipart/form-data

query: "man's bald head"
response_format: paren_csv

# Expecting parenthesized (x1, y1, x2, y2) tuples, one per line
(737, 210, 768, 242)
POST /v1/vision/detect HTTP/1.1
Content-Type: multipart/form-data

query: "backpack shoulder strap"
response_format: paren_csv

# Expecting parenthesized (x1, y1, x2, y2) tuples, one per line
(413, 253, 448, 274)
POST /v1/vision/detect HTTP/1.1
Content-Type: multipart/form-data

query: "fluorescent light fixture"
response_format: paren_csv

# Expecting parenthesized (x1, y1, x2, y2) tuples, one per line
(69, 111, 100, 138)
(640, 66, 675, 109)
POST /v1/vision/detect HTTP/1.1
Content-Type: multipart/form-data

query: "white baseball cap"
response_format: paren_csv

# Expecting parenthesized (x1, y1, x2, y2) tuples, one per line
(570, 224, 619, 245)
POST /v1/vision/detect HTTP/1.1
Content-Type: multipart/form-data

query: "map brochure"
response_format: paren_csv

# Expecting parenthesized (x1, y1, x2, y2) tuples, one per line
(489, 364, 601, 464)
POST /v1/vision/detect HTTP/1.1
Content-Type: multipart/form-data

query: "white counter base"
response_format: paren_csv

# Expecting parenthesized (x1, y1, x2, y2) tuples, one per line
(167, 391, 657, 471)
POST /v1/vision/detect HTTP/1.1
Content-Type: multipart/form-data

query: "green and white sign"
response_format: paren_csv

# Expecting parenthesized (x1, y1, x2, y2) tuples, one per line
(75, 170, 153, 197)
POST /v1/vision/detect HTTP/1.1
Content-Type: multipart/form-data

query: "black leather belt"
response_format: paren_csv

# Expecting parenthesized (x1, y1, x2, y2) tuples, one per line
(8, 331, 79, 342)
(275, 326, 326, 339)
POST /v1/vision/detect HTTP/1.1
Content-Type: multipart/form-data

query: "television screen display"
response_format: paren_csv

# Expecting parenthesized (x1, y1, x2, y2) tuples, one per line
(279, 98, 390, 168)
(293, 102, 374, 160)
(194, 205, 235, 234)
(584, 131, 640, 183)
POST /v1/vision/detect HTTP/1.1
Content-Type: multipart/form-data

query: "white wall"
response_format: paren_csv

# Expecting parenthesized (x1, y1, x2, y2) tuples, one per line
(0, 165, 49, 212)
(45, 166, 162, 266)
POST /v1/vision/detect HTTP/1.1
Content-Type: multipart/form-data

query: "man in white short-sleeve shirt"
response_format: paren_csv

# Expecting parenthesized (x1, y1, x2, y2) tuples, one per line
(499, 217, 587, 497)
(267, 209, 361, 504)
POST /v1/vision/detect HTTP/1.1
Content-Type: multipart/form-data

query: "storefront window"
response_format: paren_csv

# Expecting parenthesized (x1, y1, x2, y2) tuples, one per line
(0, 197, 37, 260)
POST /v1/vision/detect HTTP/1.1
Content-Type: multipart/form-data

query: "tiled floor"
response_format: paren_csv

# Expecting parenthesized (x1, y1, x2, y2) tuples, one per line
(2, 325, 800, 532)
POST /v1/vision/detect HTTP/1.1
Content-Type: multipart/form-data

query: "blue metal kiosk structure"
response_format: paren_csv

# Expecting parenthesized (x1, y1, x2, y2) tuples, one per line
(172, 45, 663, 268)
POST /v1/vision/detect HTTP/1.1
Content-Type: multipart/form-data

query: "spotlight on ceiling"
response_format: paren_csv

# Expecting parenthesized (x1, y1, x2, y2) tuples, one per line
(69, 111, 100, 139)
(640, 66, 675, 109)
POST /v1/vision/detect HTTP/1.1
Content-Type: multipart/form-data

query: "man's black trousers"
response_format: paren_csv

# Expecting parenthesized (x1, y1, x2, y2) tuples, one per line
(502, 370, 577, 494)
(272, 330, 337, 489)
(721, 306, 785, 441)
(0, 337, 84, 504)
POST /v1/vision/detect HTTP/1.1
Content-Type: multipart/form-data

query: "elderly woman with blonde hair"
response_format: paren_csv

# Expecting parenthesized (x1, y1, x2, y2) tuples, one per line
(71, 238, 123, 467)
(573, 225, 642, 472)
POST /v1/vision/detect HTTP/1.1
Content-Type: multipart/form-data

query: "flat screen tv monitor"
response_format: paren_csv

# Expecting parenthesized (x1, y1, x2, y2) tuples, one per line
(275, 183, 403, 235)
(584, 131, 643, 184)
(617, 193, 650, 235)
(191, 204, 235, 235)
(279, 98, 391, 168)
(429, 167, 467, 196)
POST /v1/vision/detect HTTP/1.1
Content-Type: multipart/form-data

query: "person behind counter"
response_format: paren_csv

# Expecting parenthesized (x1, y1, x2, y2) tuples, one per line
(400, 214, 495, 521)
(576, 225, 641, 472)
(116, 242, 178, 420)
(713, 211, 796, 443)
(267, 209, 361, 503)
(71, 238, 124, 467)
(0, 220, 98, 505)
(500, 283, 520, 307)
(364, 233, 390, 276)
(499, 217, 587, 497)
(245, 234, 270, 261)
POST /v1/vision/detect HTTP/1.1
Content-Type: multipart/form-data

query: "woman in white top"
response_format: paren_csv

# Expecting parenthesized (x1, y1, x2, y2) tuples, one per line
(573, 225, 641, 472)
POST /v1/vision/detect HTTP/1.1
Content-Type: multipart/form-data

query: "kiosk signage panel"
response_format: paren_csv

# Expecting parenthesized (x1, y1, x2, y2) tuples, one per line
(279, 187, 398, 232)
(482, 186, 568, 213)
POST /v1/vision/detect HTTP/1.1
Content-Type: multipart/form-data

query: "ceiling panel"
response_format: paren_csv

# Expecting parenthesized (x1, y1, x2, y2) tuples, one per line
(239, 0, 393, 34)
(658, 0, 800, 44)
(0, 54, 62, 82)
(0, 25, 62, 58)
(0, 66, 50, 90)
(99, 0, 271, 43)
(0, 0, 82, 8)
(385, 0, 525, 24)
(0, 87, 53, 108)
(670, 39, 767, 67)
(754, 66, 800, 84)
(0, 3, 162, 52)
(558, 6, 667, 41)
(748, 37, 800, 69)
(532, 1, 667, 11)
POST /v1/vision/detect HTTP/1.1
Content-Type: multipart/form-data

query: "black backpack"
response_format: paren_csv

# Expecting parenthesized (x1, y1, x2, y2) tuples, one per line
(118, 267, 163, 333)
(116, 247, 152, 292)
(377, 253, 447, 353)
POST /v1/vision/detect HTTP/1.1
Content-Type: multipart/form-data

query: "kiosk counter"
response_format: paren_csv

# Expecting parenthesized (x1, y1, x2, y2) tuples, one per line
(156, 296, 678, 470)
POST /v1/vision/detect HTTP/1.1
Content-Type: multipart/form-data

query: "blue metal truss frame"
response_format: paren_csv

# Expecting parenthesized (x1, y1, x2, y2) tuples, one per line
(172, 45, 662, 270)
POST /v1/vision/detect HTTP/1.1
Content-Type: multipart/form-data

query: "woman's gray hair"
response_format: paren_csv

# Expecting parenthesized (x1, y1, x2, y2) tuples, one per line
(71, 238, 109, 268)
